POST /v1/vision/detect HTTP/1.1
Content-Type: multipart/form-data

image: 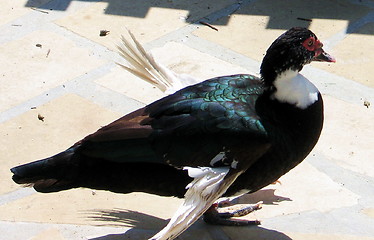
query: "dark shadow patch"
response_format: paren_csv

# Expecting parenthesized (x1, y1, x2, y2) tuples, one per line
(25, 0, 373, 35)
(85, 208, 293, 240)
(238, 189, 292, 205)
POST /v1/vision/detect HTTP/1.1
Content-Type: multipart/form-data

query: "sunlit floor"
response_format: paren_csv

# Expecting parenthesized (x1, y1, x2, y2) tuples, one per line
(1, 0, 374, 239)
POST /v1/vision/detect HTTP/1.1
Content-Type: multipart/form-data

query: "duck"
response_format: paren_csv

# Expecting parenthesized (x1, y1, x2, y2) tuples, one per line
(11, 27, 335, 240)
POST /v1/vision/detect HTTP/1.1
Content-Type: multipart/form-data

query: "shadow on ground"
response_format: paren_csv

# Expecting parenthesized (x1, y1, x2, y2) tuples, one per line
(84, 208, 167, 229)
(89, 224, 293, 240)
(238, 188, 292, 205)
(25, 0, 373, 34)
(84, 189, 293, 239)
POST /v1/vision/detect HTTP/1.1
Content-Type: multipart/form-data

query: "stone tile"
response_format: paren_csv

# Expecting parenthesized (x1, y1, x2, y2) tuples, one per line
(316, 95, 374, 178)
(1, 1, 373, 239)
(0, 31, 105, 112)
(0, 221, 130, 240)
(194, 0, 370, 62)
(0, 94, 121, 195)
(0, 0, 52, 25)
(0, 189, 182, 230)
(223, 226, 374, 240)
(55, 0, 237, 49)
(316, 23, 374, 87)
(150, 42, 250, 79)
(236, 161, 359, 220)
(95, 65, 166, 105)
(97, 41, 249, 104)
(31, 228, 65, 240)
(362, 208, 374, 218)
(285, 232, 374, 240)
(223, 226, 293, 240)
(0, 221, 48, 240)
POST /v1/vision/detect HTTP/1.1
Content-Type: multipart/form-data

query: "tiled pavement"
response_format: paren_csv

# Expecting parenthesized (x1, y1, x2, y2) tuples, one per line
(1, 0, 374, 239)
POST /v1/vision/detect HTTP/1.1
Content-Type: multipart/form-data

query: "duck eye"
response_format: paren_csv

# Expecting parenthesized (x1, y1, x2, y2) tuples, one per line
(308, 39, 314, 46)
(302, 37, 316, 51)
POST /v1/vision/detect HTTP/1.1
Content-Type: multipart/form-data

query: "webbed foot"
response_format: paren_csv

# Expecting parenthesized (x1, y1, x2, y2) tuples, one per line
(203, 201, 263, 226)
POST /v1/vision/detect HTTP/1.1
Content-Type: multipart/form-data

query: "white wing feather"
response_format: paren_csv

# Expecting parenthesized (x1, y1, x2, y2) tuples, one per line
(149, 167, 242, 240)
(117, 30, 201, 94)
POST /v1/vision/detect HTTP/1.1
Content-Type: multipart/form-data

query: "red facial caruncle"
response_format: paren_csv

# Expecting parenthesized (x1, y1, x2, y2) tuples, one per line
(302, 36, 323, 56)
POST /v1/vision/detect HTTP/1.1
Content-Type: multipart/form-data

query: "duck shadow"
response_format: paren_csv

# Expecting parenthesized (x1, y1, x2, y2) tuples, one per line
(86, 189, 293, 240)
(90, 225, 292, 240)
(237, 188, 292, 205)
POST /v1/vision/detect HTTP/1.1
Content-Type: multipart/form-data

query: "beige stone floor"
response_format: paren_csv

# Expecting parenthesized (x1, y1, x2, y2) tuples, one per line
(1, 0, 374, 239)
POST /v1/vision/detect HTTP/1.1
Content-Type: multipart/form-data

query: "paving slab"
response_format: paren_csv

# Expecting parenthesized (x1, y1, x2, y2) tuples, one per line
(1, 0, 374, 239)
(149, 42, 249, 79)
(31, 228, 66, 240)
(316, 22, 374, 88)
(95, 65, 166, 105)
(0, 0, 52, 25)
(0, 30, 105, 112)
(238, 160, 359, 219)
(224, 228, 374, 240)
(55, 0, 237, 49)
(363, 208, 374, 218)
(193, 0, 371, 62)
(0, 94, 120, 195)
(280, 233, 374, 240)
(97, 41, 249, 104)
(316, 95, 374, 178)
(0, 190, 181, 228)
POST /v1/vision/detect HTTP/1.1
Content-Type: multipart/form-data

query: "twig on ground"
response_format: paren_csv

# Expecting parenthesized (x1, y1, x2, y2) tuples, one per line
(199, 21, 218, 31)
(297, 17, 312, 22)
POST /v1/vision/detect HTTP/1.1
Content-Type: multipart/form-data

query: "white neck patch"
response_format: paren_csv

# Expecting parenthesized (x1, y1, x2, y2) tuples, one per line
(272, 69, 320, 109)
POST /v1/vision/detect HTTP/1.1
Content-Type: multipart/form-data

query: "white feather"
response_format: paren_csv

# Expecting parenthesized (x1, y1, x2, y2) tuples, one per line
(149, 167, 242, 240)
(117, 30, 201, 94)
(272, 69, 319, 109)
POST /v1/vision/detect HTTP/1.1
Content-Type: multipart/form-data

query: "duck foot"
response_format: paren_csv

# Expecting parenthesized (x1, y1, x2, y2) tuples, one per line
(203, 201, 263, 226)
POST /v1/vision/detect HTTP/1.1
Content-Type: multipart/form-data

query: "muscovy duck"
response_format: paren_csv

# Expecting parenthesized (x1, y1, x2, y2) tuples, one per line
(11, 27, 335, 240)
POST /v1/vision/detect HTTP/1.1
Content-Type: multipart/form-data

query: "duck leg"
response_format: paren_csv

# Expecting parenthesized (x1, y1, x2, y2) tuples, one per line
(203, 201, 263, 226)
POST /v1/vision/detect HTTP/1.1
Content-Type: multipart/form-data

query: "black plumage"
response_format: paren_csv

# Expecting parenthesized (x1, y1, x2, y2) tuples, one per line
(11, 27, 335, 240)
(12, 74, 269, 197)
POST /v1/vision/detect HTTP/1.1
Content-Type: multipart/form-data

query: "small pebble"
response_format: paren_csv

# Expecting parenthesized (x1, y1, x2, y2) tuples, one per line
(364, 100, 370, 108)
(99, 30, 110, 36)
